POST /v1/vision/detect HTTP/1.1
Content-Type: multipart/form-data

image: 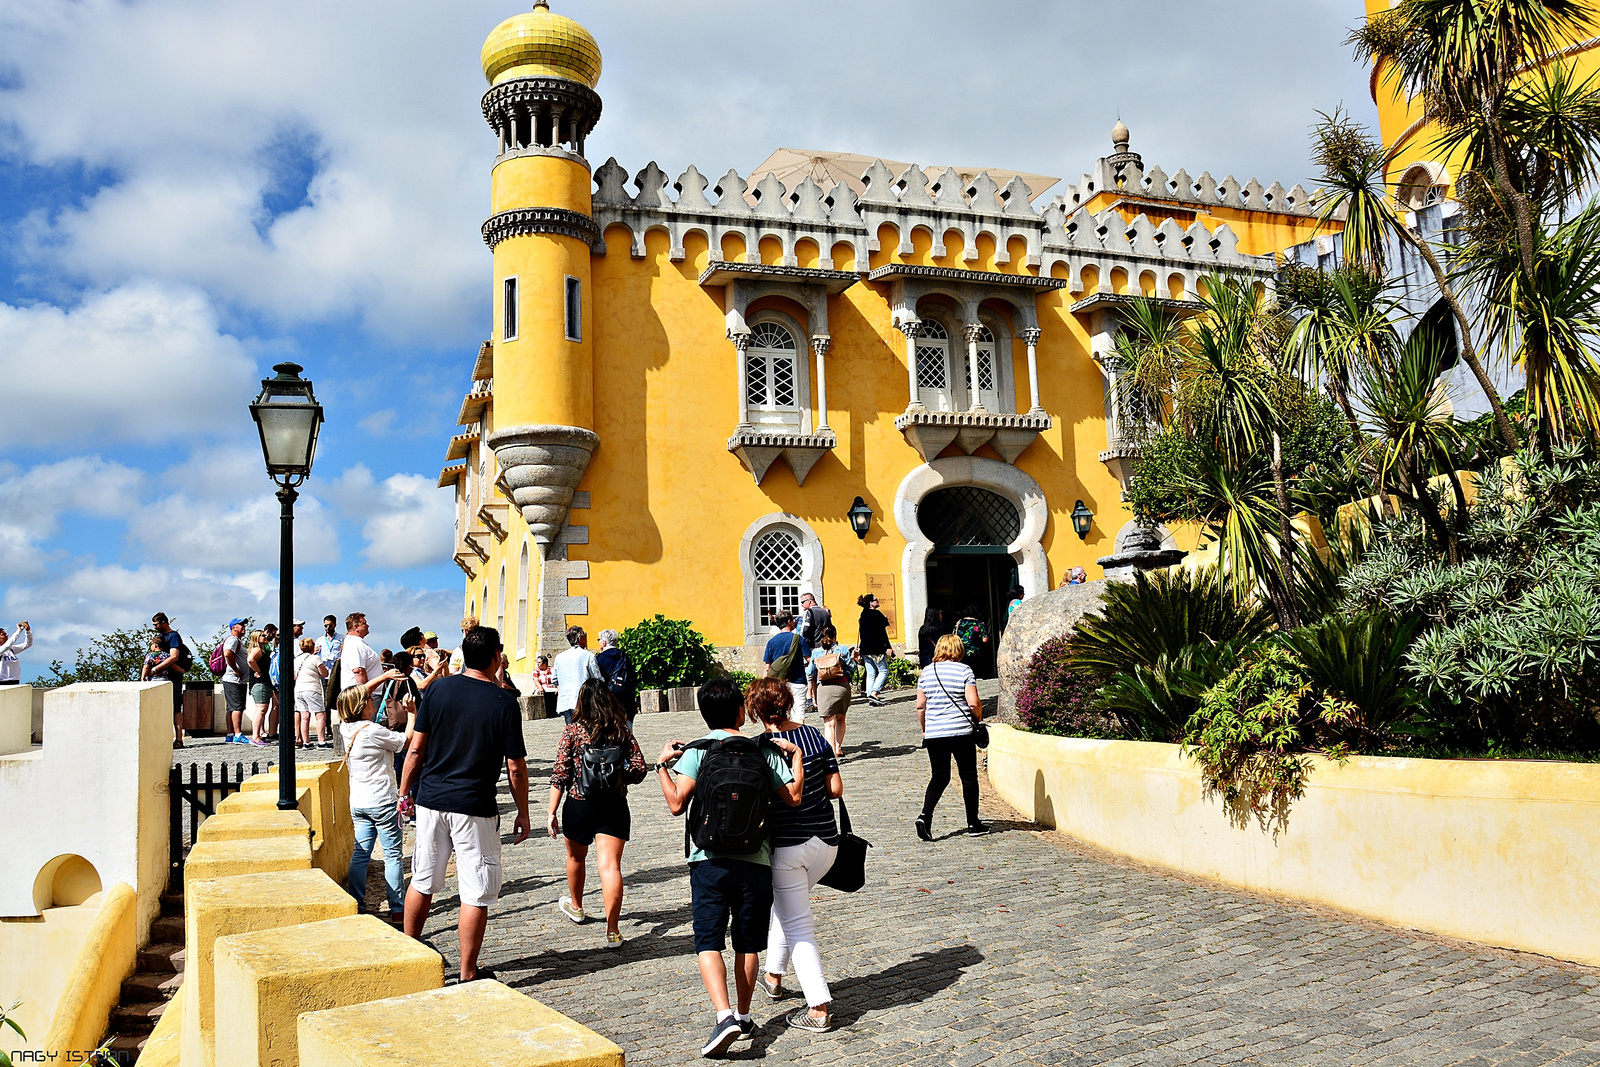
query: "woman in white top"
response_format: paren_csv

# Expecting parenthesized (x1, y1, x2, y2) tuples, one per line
(293, 638, 331, 750)
(336, 672, 408, 922)
(913, 633, 987, 840)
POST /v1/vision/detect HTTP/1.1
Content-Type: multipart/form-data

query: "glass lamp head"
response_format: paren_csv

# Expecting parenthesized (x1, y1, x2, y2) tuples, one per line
(847, 496, 873, 540)
(251, 362, 323, 479)
(1071, 499, 1093, 541)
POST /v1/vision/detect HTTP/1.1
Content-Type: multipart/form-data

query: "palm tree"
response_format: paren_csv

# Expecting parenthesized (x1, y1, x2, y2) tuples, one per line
(1352, 322, 1471, 563)
(1351, 0, 1598, 284)
(1309, 109, 1521, 452)
(1282, 264, 1401, 444)
(1458, 200, 1600, 446)
(1109, 296, 1187, 441)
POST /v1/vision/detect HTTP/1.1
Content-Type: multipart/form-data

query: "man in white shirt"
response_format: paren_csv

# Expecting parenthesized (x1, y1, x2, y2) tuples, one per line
(552, 625, 601, 724)
(341, 612, 382, 687)
(0, 621, 32, 685)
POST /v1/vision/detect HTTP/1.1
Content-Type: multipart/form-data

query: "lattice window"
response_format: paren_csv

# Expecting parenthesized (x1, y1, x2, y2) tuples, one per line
(916, 319, 949, 389)
(917, 486, 1022, 547)
(752, 529, 803, 629)
(746, 321, 799, 412)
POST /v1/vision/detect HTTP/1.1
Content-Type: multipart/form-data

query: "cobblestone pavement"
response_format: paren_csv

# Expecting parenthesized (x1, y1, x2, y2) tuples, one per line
(244, 683, 1600, 1064)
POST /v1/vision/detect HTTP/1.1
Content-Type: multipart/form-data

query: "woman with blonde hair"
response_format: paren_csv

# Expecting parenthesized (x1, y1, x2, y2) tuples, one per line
(336, 669, 407, 922)
(247, 630, 276, 746)
(914, 633, 986, 840)
(293, 637, 331, 749)
(747, 677, 843, 1032)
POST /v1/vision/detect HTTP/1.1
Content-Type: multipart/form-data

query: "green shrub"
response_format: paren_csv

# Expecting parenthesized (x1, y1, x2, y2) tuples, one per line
(1277, 609, 1428, 748)
(1099, 637, 1247, 742)
(1015, 635, 1121, 737)
(1182, 644, 1352, 835)
(886, 656, 921, 689)
(719, 668, 757, 692)
(617, 615, 718, 689)
(1342, 443, 1600, 751)
(1067, 568, 1275, 683)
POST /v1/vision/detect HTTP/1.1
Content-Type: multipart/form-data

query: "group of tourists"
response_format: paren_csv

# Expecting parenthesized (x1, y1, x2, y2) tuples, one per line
(353, 591, 990, 1058)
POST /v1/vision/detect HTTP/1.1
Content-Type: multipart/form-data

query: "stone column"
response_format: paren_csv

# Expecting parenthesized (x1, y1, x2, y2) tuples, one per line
(1021, 327, 1042, 413)
(899, 320, 924, 412)
(964, 322, 988, 413)
(811, 336, 831, 431)
(732, 331, 753, 429)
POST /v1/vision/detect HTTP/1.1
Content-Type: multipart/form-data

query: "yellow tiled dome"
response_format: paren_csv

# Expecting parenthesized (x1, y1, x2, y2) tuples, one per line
(481, 1, 602, 88)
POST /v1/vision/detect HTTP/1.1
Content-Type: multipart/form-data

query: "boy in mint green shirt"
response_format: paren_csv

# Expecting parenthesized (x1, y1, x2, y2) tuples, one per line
(657, 678, 803, 1056)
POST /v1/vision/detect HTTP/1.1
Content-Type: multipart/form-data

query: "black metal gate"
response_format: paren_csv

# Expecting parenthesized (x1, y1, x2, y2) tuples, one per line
(168, 760, 273, 891)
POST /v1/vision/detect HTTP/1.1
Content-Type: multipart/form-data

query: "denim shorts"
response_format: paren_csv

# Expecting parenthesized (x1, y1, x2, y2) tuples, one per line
(689, 858, 773, 954)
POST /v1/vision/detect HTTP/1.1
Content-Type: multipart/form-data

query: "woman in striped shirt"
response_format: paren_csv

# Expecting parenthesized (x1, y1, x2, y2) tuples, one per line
(748, 677, 844, 1032)
(915, 633, 987, 840)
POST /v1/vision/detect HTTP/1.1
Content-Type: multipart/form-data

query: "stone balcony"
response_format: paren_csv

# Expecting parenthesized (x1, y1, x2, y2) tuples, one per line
(478, 501, 510, 541)
(457, 377, 493, 426)
(727, 427, 837, 485)
(1098, 440, 1143, 494)
(895, 409, 1052, 464)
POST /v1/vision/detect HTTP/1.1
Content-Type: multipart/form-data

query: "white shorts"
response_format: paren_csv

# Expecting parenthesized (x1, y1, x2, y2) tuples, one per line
(787, 681, 808, 723)
(412, 806, 503, 908)
(293, 690, 324, 715)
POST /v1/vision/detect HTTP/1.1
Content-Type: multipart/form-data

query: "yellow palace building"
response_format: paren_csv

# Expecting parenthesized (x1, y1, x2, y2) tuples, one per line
(440, 2, 1330, 681)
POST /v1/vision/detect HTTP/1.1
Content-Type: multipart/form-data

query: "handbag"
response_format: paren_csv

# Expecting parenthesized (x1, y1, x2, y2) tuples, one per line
(932, 667, 989, 749)
(818, 798, 872, 893)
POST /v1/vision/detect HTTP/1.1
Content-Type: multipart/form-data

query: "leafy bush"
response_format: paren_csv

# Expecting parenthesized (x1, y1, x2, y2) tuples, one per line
(1067, 568, 1275, 683)
(1015, 635, 1120, 737)
(718, 668, 757, 692)
(1182, 644, 1352, 834)
(886, 656, 921, 689)
(46, 626, 159, 685)
(1099, 637, 1248, 742)
(1343, 444, 1600, 751)
(1276, 610, 1428, 747)
(617, 615, 718, 689)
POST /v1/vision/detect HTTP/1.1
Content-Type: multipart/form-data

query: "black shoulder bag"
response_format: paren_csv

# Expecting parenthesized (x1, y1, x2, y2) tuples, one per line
(818, 798, 872, 893)
(932, 667, 989, 749)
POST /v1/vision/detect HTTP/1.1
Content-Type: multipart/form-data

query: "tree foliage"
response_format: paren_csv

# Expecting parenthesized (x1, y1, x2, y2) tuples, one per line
(45, 627, 156, 686)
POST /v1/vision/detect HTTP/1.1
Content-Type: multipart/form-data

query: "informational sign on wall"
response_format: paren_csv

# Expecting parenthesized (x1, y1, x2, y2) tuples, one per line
(865, 573, 898, 640)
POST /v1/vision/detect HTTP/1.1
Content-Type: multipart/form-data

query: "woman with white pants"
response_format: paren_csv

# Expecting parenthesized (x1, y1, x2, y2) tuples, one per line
(746, 677, 844, 1032)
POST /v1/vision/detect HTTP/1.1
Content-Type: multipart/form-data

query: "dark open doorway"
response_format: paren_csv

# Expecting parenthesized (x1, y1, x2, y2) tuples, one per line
(924, 549, 1017, 678)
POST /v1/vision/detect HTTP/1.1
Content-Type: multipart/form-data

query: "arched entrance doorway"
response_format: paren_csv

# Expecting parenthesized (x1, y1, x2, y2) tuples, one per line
(892, 456, 1050, 673)
(918, 486, 1020, 676)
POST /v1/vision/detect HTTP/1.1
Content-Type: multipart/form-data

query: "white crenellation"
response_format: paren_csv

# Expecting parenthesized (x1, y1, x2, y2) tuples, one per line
(590, 156, 1281, 292)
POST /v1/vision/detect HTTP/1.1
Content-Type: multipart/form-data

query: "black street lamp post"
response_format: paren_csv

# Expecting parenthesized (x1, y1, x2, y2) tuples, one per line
(249, 362, 324, 812)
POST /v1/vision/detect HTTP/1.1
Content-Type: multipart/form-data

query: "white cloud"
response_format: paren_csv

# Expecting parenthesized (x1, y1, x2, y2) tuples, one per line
(326, 465, 454, 571)
(358, 410, 397, 436)
(0, 456, 146, 577)
(0, 283, 259, 444)
(125, 490, 342, 571)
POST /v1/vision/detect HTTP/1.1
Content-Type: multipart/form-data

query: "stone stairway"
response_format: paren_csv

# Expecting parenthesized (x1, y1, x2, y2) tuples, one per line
(105, 892, 184, 1060)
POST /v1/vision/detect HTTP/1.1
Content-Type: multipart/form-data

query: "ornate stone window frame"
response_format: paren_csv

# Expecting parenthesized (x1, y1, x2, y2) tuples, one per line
(739, 512, 825, 646)
(744, 310, 813, 435)
(893, 456, 1049, 631)
(914, 303, 1015, 415)
(502, 276, 518, 341)
(516, 537, 531, 659)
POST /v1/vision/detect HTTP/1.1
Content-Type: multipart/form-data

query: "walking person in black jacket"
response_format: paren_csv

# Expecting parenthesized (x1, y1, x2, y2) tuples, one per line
(917, 607, 951, 668)
(855, 593, 893, 707)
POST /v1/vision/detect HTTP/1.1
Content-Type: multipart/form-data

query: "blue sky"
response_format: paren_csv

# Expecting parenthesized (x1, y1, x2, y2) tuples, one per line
(0, 0, 1376, 678)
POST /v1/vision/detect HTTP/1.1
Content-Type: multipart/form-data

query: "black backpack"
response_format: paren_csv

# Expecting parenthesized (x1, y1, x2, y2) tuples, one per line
(579, 742, 627, 795)
(682, 734, 775, 857)
(175, 635, 194, 673)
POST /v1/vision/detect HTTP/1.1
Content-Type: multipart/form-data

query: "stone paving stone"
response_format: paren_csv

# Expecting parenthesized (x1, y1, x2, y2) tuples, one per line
(390, 680, 1600, 1066)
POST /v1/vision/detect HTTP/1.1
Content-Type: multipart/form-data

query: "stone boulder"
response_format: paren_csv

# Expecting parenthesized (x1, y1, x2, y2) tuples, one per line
(995, 580, 1108, 722)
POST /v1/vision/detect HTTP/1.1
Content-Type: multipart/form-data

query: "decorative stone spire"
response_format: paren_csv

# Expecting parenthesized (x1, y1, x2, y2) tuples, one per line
(1111, 118, 1130, 152)
(1105, 117, 1142, 189)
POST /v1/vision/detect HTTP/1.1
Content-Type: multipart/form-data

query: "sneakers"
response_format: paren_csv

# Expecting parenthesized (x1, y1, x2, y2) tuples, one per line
(966, 822, 991, 837)
(866, 694, 885, 707)
(557, 898, 585, 924)
(737, 1015, 756, 1037)
(249, 737, 270, 747)
(786, 1008, 833, 1032)
(700, 1016, 742, 1058)
(915, 815, 932, 842)
(760, 975, 786, 1000)
(604, 930, 624, 950)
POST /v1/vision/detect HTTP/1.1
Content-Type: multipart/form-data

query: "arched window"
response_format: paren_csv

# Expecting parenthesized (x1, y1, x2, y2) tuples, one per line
(963, 324, 1000, 410)
(915, 319, 954, 411)
(745, 321, 800, 430)
(752, 528, 803, 629)
(918, 485, 1022, 547)
(516, 541, 530, 657)
(497, 565, 506, 641)
(1397, 162, 1449, 211)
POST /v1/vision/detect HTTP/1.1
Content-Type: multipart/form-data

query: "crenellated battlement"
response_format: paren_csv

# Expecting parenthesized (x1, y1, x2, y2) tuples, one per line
(589, 155, 1282, 298)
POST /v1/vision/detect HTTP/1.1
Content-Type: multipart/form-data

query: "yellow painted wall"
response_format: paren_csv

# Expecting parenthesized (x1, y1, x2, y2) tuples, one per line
(43, 882, 137, 1055)
(987, 723, 1600, 967)
(0, 895, 104, 1050)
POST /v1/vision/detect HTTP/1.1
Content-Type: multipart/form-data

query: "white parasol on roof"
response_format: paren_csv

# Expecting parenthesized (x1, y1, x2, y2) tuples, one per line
(747, 147, 1060, 207)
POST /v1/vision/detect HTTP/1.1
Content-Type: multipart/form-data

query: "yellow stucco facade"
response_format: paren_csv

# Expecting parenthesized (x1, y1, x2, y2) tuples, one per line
(444, 5, 1341, 679)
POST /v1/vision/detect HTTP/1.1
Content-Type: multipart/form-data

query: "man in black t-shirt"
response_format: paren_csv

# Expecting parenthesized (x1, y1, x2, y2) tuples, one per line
(399, 626, 529, 982)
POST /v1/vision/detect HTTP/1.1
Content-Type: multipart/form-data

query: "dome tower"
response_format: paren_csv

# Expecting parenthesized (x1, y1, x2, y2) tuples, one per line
(480, 0, 603, 546)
